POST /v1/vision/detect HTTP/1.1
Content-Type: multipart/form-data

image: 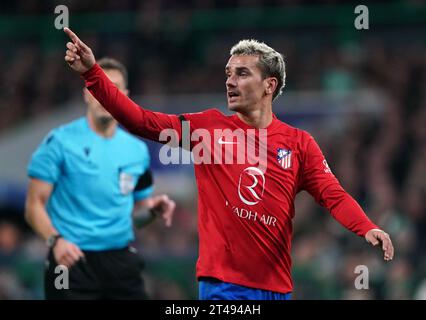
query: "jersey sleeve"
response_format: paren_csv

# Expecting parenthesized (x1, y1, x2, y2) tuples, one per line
(299, 132, 379, 237)
(179, 109, 220, 130)
(82, 64, 182, 144)
(27, 131, 63, 185)
(82, 64, 221, 150)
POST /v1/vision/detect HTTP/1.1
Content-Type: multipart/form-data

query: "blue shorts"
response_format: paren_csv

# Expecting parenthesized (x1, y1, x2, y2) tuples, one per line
(199, 278, 292, 300)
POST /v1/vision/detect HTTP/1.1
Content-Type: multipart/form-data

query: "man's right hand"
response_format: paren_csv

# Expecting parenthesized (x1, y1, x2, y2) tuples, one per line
(53, 237, 85, 268)
(63, 27, 96, 74)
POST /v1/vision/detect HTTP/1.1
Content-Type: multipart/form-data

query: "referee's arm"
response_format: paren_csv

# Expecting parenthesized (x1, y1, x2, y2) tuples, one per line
(25, 178, 85, 267)
(25, 178, 58, 242)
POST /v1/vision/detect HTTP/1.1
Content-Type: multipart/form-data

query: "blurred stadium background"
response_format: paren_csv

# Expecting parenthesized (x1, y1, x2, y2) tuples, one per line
(0, 0, 425, 299)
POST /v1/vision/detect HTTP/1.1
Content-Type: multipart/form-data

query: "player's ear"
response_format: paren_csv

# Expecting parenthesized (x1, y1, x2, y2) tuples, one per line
(264, 77, 278, 94)
(264, 77, 277, 95)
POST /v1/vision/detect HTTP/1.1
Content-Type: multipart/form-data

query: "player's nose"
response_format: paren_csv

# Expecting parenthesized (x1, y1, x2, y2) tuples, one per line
(226, 75, 237, 88)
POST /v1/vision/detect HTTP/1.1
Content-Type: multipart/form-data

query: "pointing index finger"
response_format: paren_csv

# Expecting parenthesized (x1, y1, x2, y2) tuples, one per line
(64, 27, 80, 45)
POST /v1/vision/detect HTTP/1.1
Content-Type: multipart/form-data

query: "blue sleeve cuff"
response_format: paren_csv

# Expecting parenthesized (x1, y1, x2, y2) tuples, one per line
(133, 185, 154, 201)
(27, 169, 56, 185)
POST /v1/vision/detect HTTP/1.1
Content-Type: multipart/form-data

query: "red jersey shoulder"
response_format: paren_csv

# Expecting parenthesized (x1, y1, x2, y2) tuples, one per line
(294, 128, 319, 164)
(181, 108, 225, 130)
(273, 119, 308, 147)
(271, 121, 321, 168)
(183, 108, 223, 119)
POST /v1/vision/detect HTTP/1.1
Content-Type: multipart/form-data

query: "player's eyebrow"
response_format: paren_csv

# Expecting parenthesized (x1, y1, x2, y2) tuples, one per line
(225, 66, 252, 73)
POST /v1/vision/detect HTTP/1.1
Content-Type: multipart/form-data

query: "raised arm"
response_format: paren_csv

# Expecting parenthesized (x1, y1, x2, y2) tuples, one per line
(63, 28, 181, 142)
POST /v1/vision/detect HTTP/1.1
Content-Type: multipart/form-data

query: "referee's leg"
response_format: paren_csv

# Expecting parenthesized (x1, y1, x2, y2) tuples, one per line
(96, 247, 148, 300)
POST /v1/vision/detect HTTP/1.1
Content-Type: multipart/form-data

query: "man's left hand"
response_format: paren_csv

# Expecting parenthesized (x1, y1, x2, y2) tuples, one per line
(150, 194, 176, 227)
(365, 229, 394, 261)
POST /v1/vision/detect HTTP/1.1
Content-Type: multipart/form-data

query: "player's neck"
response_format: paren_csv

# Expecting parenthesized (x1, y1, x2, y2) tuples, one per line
(236, 107, 273, 129)
(87, 113, 117, 138)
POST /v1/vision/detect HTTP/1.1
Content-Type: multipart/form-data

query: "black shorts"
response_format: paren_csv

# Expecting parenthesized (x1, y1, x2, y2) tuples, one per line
(44, 246, 148, 300)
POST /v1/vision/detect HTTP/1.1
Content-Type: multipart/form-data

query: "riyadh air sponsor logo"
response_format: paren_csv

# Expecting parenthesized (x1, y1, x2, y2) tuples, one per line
(225, 167, 278, 227)
(277, 148, 292, 169)
(237, 166, 265, 206)
(231, 206, 278, 227)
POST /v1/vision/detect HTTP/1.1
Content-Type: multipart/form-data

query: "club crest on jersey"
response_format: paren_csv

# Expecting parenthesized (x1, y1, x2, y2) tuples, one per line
(277, 148, 292, 169)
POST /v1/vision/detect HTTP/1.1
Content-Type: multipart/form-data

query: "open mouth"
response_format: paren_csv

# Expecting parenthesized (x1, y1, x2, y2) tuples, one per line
(227, 91, 240, 99)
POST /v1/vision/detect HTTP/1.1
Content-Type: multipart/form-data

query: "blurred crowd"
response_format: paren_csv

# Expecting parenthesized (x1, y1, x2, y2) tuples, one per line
(0, 0, 401, 14)
(0, 1, 425, 299)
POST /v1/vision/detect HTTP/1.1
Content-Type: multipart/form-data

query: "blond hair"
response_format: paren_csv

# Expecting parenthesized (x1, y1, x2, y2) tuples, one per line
(230, 39, 286, 100)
